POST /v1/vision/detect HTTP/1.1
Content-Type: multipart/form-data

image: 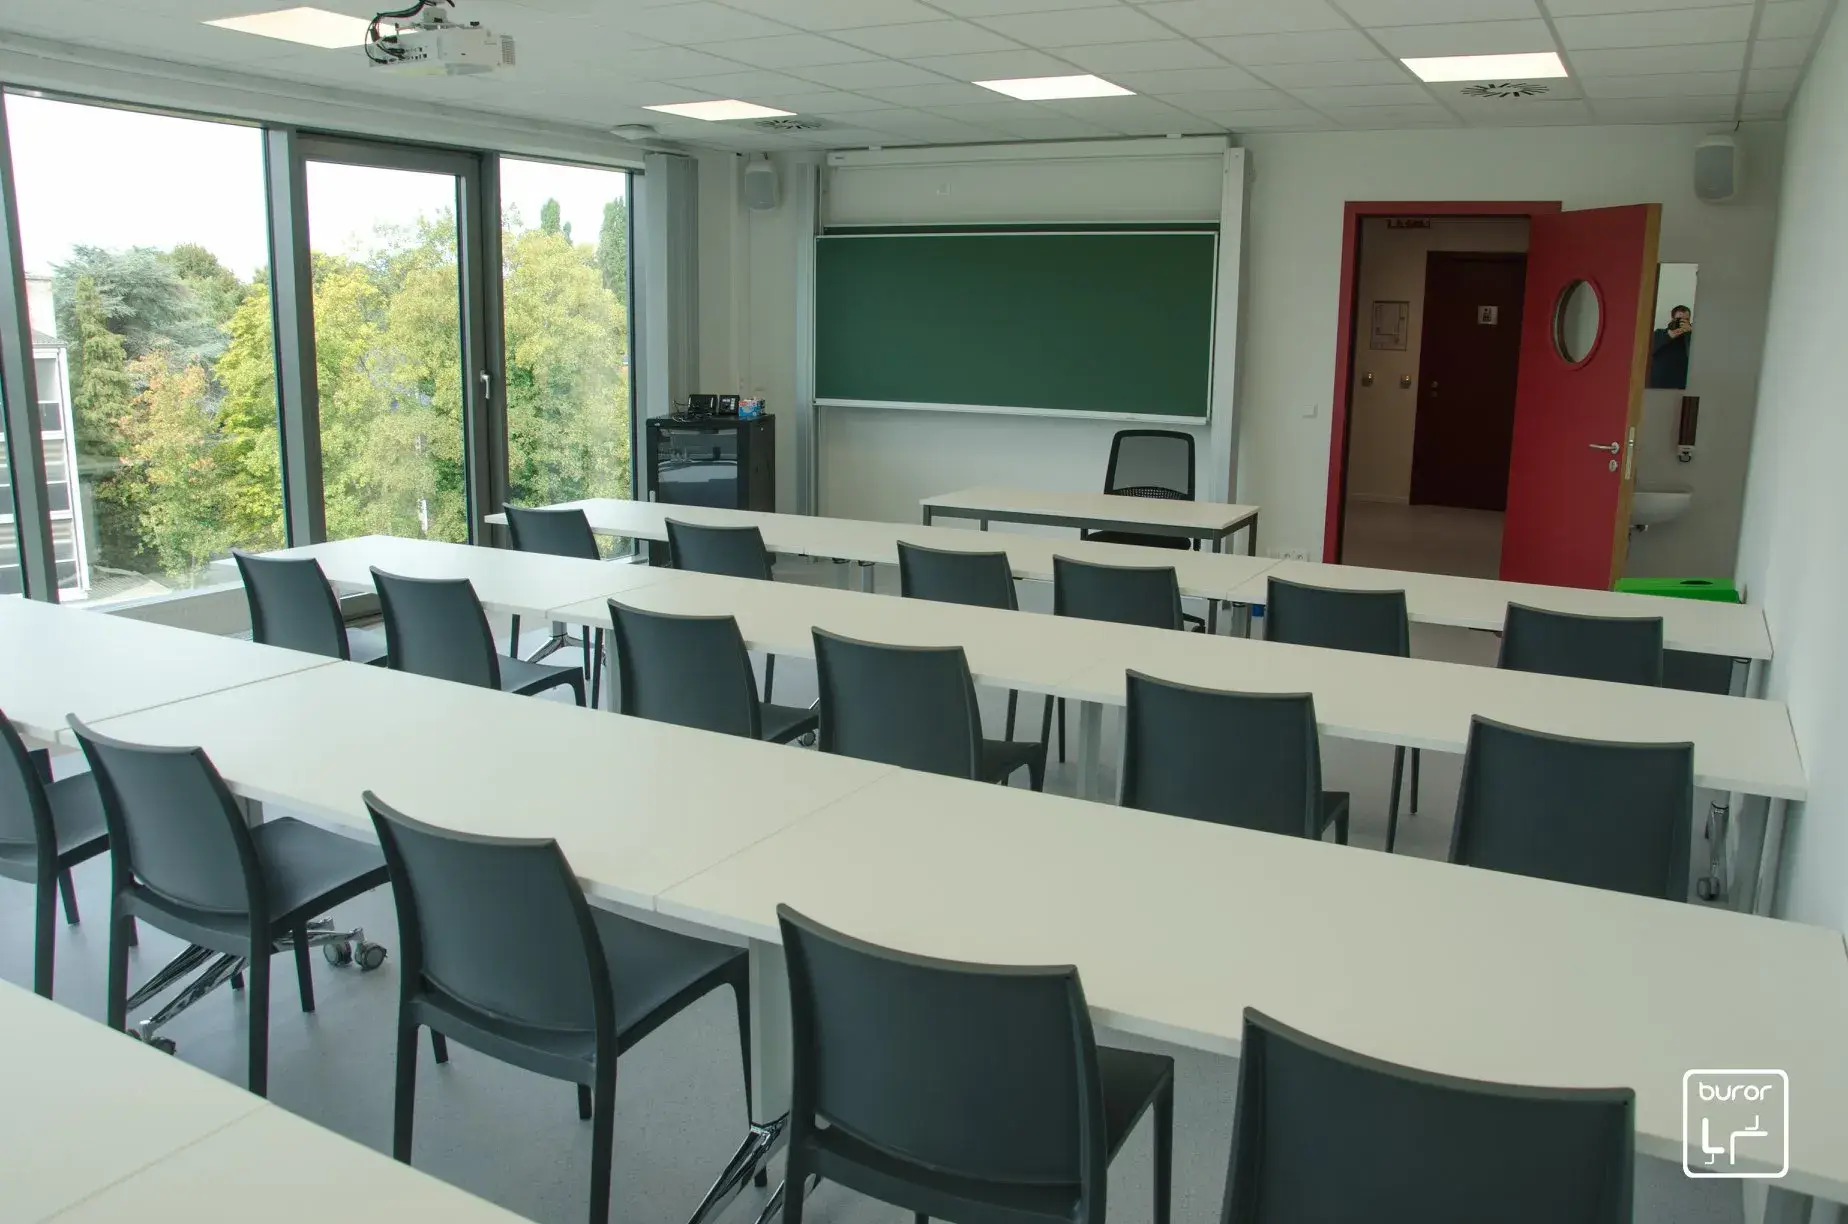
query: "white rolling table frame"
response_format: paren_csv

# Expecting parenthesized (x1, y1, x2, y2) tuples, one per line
(919, 485, 1261, 555)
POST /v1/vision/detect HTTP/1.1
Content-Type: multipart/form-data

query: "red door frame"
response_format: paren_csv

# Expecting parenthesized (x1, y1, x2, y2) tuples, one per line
(1321, 200, 1562, 562)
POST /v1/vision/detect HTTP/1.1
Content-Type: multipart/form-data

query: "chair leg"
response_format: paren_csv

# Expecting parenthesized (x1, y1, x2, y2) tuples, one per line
(1057, 698, 1067, 763)
(1410, 748, 1421, 817)
(582, 632, 592, 681)
(57, 869, 79, 925)
(1152, 1081, 1174, 1224)
(247, 953, 272, 1098)
(578, 1084, 593, 1120)
(732, 978, 753, 1121)
(568, 672, 586, 707)
(392, 1022, 420, 1162)
(783, 1156, 808, 1224)
(33, 875, 57, 999)
(1386, 747, 1405, 855)
(764, 654, 777, 704)
(1335, 808, 1350, 846)
(1028, 753, 1046, 794)
(587, 1057, 618, 1224)
(293, 923, 315, 1013)
(590, 630, 605, 711)
(125, 918, 138, 948)
(508, 614, 522, 658)
(106, 901, 130, 1031)
(1004, 690, 1018, 741)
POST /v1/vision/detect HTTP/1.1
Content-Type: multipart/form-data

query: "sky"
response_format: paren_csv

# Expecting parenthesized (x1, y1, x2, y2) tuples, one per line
(5, 93, 627, 281)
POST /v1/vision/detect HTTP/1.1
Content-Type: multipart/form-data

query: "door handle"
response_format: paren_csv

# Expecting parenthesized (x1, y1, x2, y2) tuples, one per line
(1589, 442, 1621, 454)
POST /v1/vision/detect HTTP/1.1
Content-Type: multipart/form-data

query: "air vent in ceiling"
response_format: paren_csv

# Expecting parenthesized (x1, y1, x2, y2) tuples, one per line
(752, 116, 833, 132)
(1458, 81, 1553, 99)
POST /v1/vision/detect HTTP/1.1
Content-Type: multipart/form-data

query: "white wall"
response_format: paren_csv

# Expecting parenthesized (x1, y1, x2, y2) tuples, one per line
(1345, 217, 1531, 505)
(1238, 122, 1784, 576)
(1736, 3, 1848, 928)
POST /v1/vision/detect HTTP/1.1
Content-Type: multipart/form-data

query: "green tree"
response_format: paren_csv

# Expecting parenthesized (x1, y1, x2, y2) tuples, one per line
(119, 353, 235, 575)
(67, 273, 151, 573)
(597, 197, 628, 306)
(168, 242, 250, 338)
(53, 245, 213, 363)
(539, 198, 561, 235)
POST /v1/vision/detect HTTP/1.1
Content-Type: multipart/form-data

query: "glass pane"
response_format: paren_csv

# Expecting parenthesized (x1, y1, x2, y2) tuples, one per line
(5, 93, 283, 606)
(306, 161, 467, 543)
(1, 393, 21, 597)
(498, 158, 633, 537)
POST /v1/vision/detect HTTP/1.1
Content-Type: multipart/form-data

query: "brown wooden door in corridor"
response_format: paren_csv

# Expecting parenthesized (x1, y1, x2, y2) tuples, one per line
(1409, 252, 1528, 510)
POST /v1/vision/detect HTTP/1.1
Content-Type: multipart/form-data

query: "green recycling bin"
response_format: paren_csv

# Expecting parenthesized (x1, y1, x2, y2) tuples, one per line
(1613, 576, 1740, 603)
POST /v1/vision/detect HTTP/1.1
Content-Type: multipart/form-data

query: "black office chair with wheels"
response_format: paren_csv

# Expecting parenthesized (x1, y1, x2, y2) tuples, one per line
(1083, 428, 1196, 551)
(367, 793, 752, 1224)
(1498, 603, 1665, 687)
(1120, 673, 1348, 844)
(1223, 1008, 1633, 1223)
(234, 550, 387, 665)
(505, 505, 609, 706)
(1451, 716, 1693, 900)
(1265, 577, 1419, 852)
(777, 903, 1174, 1224)
(0, 715, 114, 999)
(666, 519, 781, 701)
(897, 541, 1030, 740)
(609, 601, 816, 745)
(373, 568, 585, 705)
(813, 628, 1045, 790)
(1043, 555, 1201, 762)
(69, 718, 387, 1094)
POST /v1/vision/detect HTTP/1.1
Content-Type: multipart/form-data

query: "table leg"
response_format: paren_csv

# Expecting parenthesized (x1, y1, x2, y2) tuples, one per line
(1074, 701, 1105, 801)
(860, 562, 875, 593)
(1747, 656, 1768, 699)
(1754, 797, 1789, 917)
(1246, 515, 1259, 556)
(1207, 601, 1218, 635)
(684, 938, 791, 1224)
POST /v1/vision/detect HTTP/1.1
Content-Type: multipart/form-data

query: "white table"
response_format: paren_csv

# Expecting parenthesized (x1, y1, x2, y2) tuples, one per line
(0, 596, 336, 746)
(1, 981, 532, 1224)
(921, 485, 1262, 554)
(657, 769, 1848, 1217)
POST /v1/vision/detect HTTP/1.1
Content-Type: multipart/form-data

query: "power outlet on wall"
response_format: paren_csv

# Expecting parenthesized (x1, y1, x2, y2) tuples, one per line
(1263, 547, 1316, 561)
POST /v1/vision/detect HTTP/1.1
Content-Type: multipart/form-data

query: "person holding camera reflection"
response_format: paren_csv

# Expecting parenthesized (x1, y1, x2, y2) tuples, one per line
(1649, 304, 1693, 390)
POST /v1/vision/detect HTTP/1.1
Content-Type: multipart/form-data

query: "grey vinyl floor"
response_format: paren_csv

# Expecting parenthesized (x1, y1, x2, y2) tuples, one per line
(1, 559, 1743, 1224)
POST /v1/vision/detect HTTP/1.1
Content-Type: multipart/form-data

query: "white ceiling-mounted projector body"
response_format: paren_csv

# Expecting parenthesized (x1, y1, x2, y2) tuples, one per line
(369, 6, 514, 76)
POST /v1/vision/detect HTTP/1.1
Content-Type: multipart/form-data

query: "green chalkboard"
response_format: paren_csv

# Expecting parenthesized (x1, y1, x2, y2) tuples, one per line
(815, 230, 1217, 418)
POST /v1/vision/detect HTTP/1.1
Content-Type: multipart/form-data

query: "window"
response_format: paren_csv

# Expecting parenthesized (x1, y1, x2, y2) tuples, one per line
(4, 94, 283, 605)
(498, 158, 633, 522)
(1, 402, 22, 596)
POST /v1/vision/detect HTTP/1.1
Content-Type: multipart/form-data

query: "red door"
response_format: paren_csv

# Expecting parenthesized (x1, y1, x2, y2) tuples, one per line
(1500, 204, 1660, 588)
(1409, 252, 1528, 511)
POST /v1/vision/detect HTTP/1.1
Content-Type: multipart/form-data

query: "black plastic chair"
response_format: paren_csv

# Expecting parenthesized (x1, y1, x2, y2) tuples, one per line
(504, 506, 608, 707)
(609, 601, 816, 745)
(1120, 673, 1348, 844)
(234, 550, 387, 665)
(1265, 577, 1419, 852)
(666, 519, 780, 701)
(1451, 716, 1694, 900)
(777, 904, 1173, 1224)
(373, 568, 584, 705)
(1044, 555, 1200, 762)
(897, 541, 1031, 740)
(367, 792, 751, 1224)
(0, 715, 113, 998)
(813, 628, 1045, 790)
(70, 718, 387, 1095)
(1498, 603, 1665, 687)
(1224, 1007, 1633, 1223)
(1084, 428, 1196, 551)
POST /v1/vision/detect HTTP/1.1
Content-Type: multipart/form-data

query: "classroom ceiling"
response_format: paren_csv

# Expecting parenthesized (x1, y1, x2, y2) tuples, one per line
(0, 0, 1833, 150)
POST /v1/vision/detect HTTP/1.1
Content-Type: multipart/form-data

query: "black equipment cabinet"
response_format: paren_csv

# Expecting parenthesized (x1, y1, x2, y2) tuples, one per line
(645, 415, 776, 562)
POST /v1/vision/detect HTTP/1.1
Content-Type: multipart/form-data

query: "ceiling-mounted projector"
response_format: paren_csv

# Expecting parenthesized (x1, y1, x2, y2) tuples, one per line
(366, 0, 514, 76)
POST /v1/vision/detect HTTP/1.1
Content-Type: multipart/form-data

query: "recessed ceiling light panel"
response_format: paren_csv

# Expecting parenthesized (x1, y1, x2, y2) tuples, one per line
(974, 74, 1134, 101)
(1401, 51, 1568, 83)
(206, 6, 372, 48)
(644, 100, 796, 121)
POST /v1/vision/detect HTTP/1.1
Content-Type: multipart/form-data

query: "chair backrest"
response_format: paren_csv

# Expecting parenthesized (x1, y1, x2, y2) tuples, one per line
(68, 718, 262, 918)
(897, 542, 1017, 611)
(0, 714, 54, 859)
(373, 568, 502, 689)
(1225, 1008, 1633, 1224)
(1498, 603, 1665, 686)
(665, 519, 772, 581)
(1053, 556, 1183, 631)
(609, 601, 762, 738)
(1450, 716, 1693, 900)
(812, 629, 983, 780)
(1264, 578, 1409, 657)
(1104, 429, 1194, 501)
(234, 550, 350, 660)
(366, 792, 610, 1037)
(1120, 674, 1324, 839)
(779, 904, 1108, 1204)
(505, 505, 602, 561)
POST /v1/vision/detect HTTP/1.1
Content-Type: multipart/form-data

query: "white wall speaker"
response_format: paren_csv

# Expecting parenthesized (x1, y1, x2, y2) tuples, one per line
(743, 157, 780, 212)
(1694, 134, 1740, 203)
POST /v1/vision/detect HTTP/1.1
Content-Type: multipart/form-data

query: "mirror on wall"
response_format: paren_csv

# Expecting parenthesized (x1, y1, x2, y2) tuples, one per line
(1553, 279, 1602, 364)
(1647, 262, 1698, 390)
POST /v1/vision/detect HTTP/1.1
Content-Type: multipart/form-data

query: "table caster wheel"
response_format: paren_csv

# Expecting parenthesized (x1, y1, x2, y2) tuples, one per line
(324, 940, 354, 968)
(356, 941, 388, 971)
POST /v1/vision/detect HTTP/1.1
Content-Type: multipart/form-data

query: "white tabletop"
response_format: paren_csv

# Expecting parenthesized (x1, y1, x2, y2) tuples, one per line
(263, 535, 676, 619)
(657, 769, 1848, 1200)
(0, 597, 336, 745)
(84, 660, 898, 909)
(1236, 559, 1772, 662)
(922, 486, 1261, 535)
(0, 983, 268, 1224)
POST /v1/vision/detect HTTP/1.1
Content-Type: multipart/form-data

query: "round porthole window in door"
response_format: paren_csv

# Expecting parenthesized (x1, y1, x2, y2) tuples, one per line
(1553, 278, 1602, 364)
